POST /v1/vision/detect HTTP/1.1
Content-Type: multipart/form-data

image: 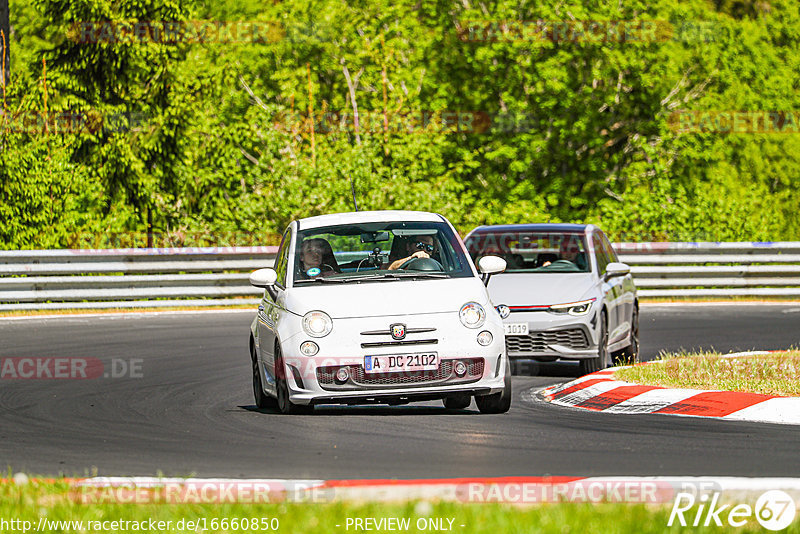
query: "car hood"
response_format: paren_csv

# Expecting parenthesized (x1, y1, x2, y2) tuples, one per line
(284, 277, 490, 319)
(486, 273, 597, 307)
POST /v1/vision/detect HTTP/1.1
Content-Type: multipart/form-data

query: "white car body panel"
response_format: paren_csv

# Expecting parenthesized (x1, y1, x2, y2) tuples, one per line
(297, 210, 443, 229)
(487, 273, 595, 306)
(283, 277, 491, 319)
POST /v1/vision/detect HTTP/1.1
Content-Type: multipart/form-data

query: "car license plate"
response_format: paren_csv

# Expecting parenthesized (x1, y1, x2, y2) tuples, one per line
(504, 323, 529, 336)
(364, 353, 438, 374)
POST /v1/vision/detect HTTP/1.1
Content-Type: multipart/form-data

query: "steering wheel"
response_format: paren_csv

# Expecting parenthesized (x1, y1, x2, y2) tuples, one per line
(397, 257, 444, 271)
(539, 259, 580, 272)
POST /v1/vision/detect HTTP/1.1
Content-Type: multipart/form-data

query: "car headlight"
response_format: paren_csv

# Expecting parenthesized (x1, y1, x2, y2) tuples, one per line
(459, 302, 486, 329)
(548, 298, 596, 316)
(302, 311, 333, 337)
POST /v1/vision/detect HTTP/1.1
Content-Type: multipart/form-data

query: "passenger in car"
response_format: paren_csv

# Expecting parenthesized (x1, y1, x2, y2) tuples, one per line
(299, 238, 339, 277)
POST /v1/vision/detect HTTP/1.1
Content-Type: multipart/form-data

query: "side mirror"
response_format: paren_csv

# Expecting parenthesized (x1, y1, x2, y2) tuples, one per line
(478, 255, 507, 275)
(249, 268, 278, 288)
(604, 262, 630, 280)
(478, 255, 506, 285)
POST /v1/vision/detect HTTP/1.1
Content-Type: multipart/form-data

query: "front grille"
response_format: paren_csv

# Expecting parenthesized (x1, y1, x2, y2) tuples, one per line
(506, 328, 589, 353)
(316, 358, 484, 390)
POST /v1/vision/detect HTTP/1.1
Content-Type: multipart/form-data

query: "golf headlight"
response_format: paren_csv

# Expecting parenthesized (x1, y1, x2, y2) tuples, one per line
(302, 311, 333, 337)
(459, 302, 486, 329)
(548, 298, 596, 316)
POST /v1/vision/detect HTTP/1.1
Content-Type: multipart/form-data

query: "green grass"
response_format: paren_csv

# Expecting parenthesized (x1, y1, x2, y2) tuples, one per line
(1, 479, 794, 533)
(615, 350, 800, 396)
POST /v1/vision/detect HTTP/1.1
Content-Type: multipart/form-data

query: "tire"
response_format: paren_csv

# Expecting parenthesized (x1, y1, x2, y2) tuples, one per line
(475, 358, 512, 414)
(251, 343, 274, 410)
(579, 311, 608, 376)
(443, 394, 472, 410)
(615, 305, 639, 365)
(275, 346, 312, 414)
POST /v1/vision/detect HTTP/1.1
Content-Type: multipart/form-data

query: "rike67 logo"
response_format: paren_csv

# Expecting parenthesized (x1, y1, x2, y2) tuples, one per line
(669, 490, 797, 530)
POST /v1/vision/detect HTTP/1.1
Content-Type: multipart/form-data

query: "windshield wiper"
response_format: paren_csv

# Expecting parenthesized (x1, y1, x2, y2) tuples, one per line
(378, 272, 451, 279)
(294, 277, 355, 284)
(296, 272, 451, 284)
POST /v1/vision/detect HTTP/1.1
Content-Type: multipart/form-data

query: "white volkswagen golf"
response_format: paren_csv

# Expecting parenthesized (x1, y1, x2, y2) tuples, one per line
(248, 210, 511, 414)
(464, 224, 638, 376)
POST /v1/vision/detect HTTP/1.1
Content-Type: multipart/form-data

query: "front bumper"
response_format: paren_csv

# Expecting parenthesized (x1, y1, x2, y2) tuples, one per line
(308, 387, 495, 406)
(502, 310, 600, 360)
(283, 358, 506, 405)
(279, 313, 507, 405)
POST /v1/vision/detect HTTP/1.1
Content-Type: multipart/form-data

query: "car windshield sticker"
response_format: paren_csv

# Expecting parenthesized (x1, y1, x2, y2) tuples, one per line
(306, 267, 321, 277)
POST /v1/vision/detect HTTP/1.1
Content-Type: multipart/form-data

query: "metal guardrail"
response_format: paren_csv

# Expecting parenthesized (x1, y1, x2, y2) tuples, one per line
(616, 242, 800, 298)
(0, 247, 276, 311)
(1, 242, 800, 310)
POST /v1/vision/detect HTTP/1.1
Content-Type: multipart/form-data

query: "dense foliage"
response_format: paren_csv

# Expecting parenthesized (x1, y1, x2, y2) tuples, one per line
(1, 0, 798, 248)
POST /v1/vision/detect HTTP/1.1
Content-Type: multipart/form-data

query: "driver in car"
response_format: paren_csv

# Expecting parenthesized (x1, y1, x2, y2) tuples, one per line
(388, 235, 436, 270)
(542, 237, 587, 270)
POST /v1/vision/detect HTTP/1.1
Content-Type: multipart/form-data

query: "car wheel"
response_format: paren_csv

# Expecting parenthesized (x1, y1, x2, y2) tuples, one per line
(251, 343, 274, 410)
(475, 358, 512, 414)
(579, 311, 607, 376)
(443, 394, 471, 410)
(615, 305, 639, 365)
(275, 346, 312, 415)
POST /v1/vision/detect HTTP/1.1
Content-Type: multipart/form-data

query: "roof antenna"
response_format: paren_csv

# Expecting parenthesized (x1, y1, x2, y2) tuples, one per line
(350, 175, 360, 212)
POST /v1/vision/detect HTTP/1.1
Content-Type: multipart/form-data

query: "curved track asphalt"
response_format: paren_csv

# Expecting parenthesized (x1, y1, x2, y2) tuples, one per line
(1, 304, 799, 478)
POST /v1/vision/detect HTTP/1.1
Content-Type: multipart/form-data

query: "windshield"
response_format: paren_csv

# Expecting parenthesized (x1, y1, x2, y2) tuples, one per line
(292, 221, 473, 285)
(465, 230, 591, 273)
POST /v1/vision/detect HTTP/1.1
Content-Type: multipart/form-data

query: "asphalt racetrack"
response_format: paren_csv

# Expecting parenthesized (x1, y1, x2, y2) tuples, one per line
(1, 304, 799, 478)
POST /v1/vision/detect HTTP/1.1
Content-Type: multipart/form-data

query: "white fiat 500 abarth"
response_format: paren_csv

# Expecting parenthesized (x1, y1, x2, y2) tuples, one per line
(248, 210, 510, 414)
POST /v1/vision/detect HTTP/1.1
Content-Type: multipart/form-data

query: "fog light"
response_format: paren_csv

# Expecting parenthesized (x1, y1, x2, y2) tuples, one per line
(335, 367, 350, 383)
(454, 361, 467, 377)
(300, 341, 319, 356)
(477, 330, 493, 346)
